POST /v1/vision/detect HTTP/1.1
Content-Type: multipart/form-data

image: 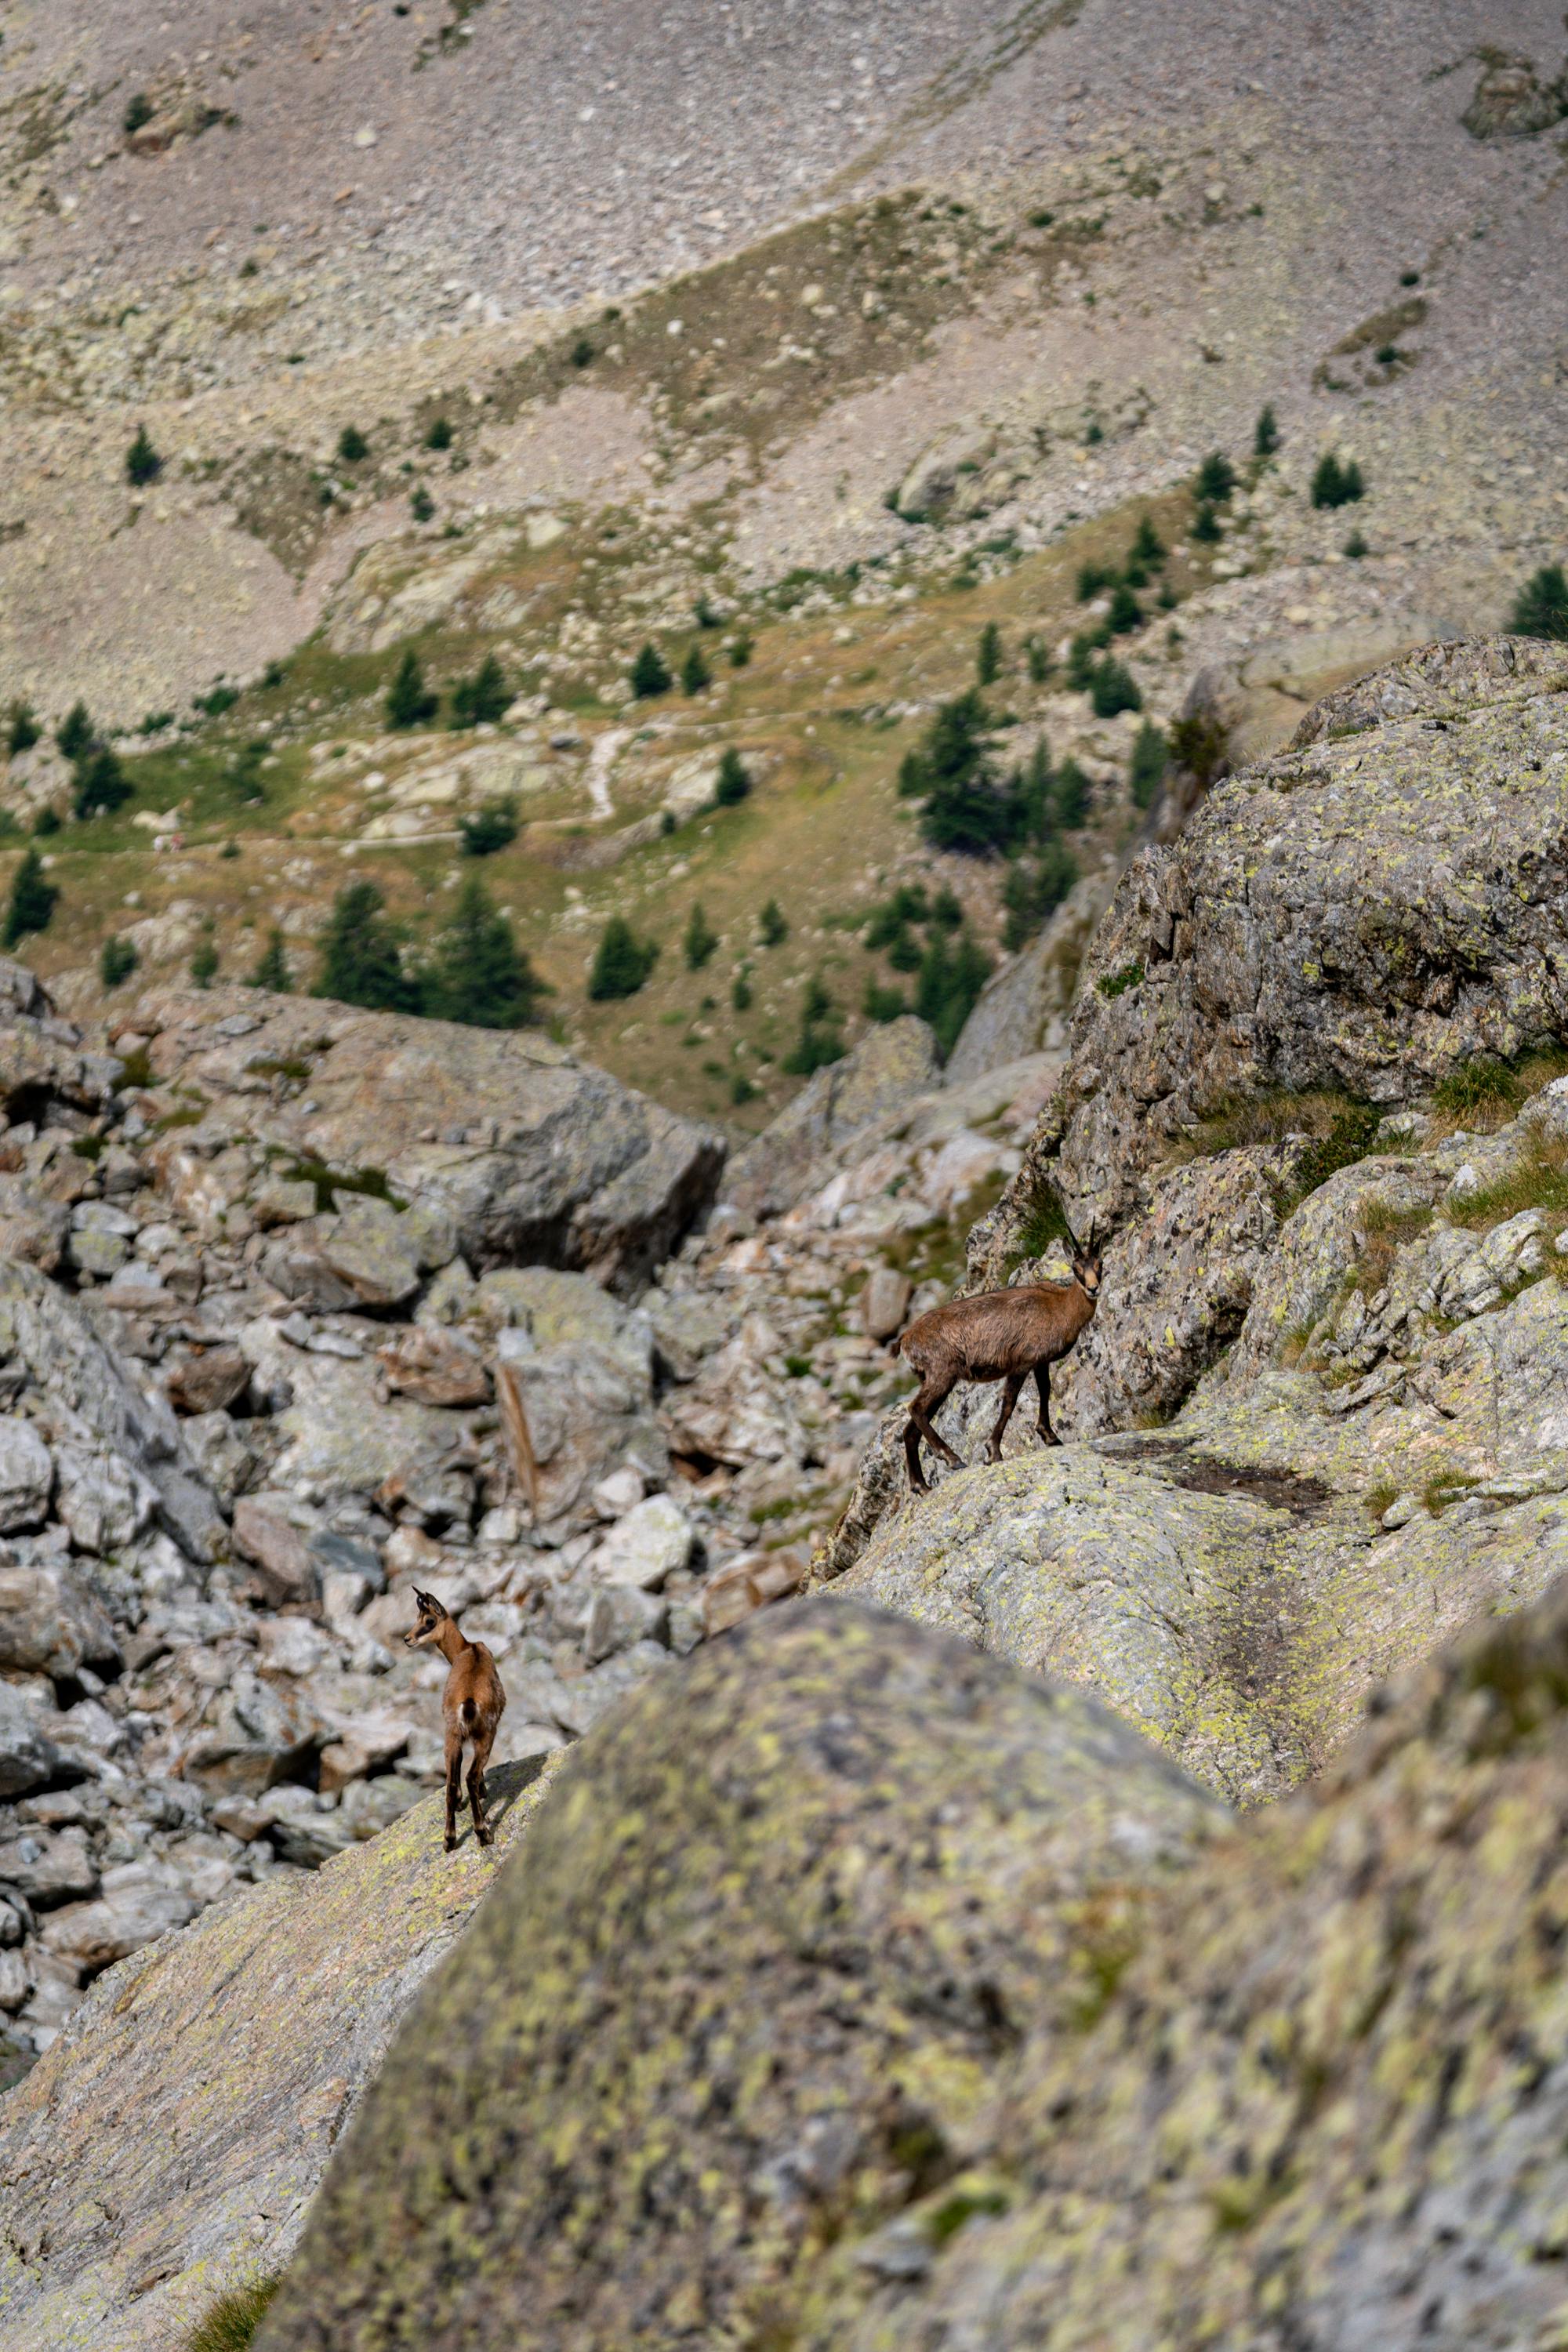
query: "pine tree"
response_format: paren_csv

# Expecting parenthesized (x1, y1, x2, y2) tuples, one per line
(32, 807, 60, 837)
(125, 426, 162, 488)
(410, 487, 435, 524)
(1003, 840, 1079, 951)
(1131, 514, 1166, 566)
(714, 748, 750, 805)
(684, 902, 718, 970)
(1025, 635, 1051, 684)
(56, 702, 94, 763)
(930, 884, 964, 931)
(1191, 501, 1222, 544)
(1054, 757, 1091, 829)
(731, 967, 753, 1012)
(914, 927, 993, 1058)
(782, 974, 844, 1075)
(99, 934, 137, 990)
(385, 649, 437, 729)
(459, 796, 520, 857)
(448, 654, 509, 729)
(1310, 452, 1365, 510)
(1129, 720, 1168, 810)
(425, 873, 548, 1028)
(5, 702, 39, 757)
(862, 978, 907, 1022)
(630, 642, 672, 699)
(976, 621, 1003, 686)
(588, 915, 659, 1000)
(1254, 404, 1280, 458)
(247, 927, 292, 991)
(681, 642, 711, 696)
(1108, 583, 1143, 635)
(909, 689, 1016, 856)
(315, 880, 419, 1012)
(424, 416, 453, 451)
(1089, 659, 1142, 720)
(337, 424, 369, 463)
(1512, 564, 1568, 641)
(72, 747, 131, 820)
(1195, 450, 1236, 503)
(1018, 738, 1055, 840)
(3, 847, 56, 948)
(758, 898, 788, 947)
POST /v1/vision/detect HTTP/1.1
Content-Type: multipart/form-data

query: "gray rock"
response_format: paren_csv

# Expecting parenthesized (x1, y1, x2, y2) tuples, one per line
(859, 1267, 911, 1342)
(593, 1494, 693, 1590)
(946, 873, 1112, 1082)
(0, 1562, 118, 1679)
(231, 1495, 319, 1604)
(38, 1871, 196, 1974)
(0, 1419, 52, 1533)
(0, 1684, 60, 1799)
(180, 1668, 321, 1798)
(0, 1826, 98, 1907)
(724, 1017, 940, 1219)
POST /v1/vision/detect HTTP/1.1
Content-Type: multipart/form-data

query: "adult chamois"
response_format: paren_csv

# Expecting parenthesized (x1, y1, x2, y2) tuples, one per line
(405, 1589, 507, 1851)
(898, 1210, 1103, 1492)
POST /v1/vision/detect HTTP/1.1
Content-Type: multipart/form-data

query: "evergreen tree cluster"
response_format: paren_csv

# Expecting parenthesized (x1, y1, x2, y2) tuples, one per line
(385, 649, 514, 733)
(914, 925, 993, 1058)
(782, 973, 845, 1076)
(1310, 452, 1366, 509)
(588, 915, 659, 1000)
(4, 847, 56, 949)
(314, 876, 549, 1029)
(1512, 563, 1568, 641)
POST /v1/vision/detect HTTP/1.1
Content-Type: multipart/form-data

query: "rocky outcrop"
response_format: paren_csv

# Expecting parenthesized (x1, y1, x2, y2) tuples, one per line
(0, 1753, 556, 2352)
(256, 1605, 1227, 2352)
(944, 873, 1112, 1084)
(723, 1015, 941, 1218)
(123, 984, 726, 1292)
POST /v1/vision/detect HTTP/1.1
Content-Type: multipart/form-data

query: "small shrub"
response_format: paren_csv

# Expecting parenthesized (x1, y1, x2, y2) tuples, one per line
(32, 806, 60, 837)
(758, 897, 788, 947)
(1253, 404, 1280, 457)
(588, 915, 658, 1000)
(247, 928, 292, 991)
(1128, 719, 1168, 809)
(1088, 657, 1142, 719)
(1195, 449, 1236, 503)
(385, 648, 437, 729)
(1131, 514, 1166, 566)
(72, 747, 131, 819)
(190, 931, 220, 989)
(337, 424, 369, 463)
(862, 978, 908, 1022)
(681, 641, 711, 696)
(976, 620, 1003, 685)
(630, 641, 672, 699)
(123, 93, 154, 136)
(569, 335, 594, 368)
(183, 2274, 281, 2352)
(1098, 960, 1145, 1000)
(1374, 343, 1400, 366)
(684, 901, 718, 970)
(1076, 561, 1116, 602)
(1191, 500, 1222, 544)
(1283, 1101, 1382, 1207)
(125, 425, 162, 487)
(459, 795, 519, 857)
(410, 486, 434, 523)
(728, 634, 753, 668)
(138, 709, 176, 735)
(424, 416, 453, 451)
(714, 747, 750, 806)
(730, 1072, 757, 1105)
(782, 973, 845, 1074)
(1343, 528, 1369, 560)
(1512, 563, 1568, 642)
(4, 847, 56, 947)
(99, 934, 138, 989)
(448, 652, 509, 729)
(694, 594, 720, 629)
(731, 967, 753, 1011)
(56, 701, 94, 763)
(197, 684, 240, 717)
(5, 702, 39, 756)
(1310, 452, 1365, 509)
(1169, 709, 1231, 786)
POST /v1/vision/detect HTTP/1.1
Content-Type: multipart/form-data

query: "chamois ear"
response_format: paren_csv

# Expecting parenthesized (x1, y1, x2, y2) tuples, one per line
(413, 1588, 439, 1614)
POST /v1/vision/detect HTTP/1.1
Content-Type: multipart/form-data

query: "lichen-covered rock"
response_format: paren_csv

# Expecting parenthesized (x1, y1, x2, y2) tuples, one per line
(255, 1605, 1226, 2352)
(0, 1757, 557, 2352)
(126, 985, 725, 1291)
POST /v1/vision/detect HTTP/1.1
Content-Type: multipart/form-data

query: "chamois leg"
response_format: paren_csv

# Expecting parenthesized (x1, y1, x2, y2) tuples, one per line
(443, 1726, 465, 1852)
(906, 1372, 964, 1492)
(987, 1370, 1026, 1463)
(466, 1722, 497, 1848)
(1033, 1359, 1062, 1447)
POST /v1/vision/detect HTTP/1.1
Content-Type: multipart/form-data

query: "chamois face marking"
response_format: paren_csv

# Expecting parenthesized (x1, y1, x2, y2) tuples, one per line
(405, 1589, 450, 1649)
(1072, 1243, 1103, 1298)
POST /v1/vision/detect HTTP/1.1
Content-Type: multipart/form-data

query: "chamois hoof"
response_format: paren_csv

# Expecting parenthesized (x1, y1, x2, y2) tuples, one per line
(444, 1833, 459, 1853)
(476, 1827, 493, 1848)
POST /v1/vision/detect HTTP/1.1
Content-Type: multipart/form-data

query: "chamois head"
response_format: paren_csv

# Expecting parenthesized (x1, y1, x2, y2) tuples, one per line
(405, 1588, 451, 1649)
(1062, 1205, 1102, 1298)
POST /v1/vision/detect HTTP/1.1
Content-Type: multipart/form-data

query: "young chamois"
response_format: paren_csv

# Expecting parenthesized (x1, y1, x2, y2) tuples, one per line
(405, 1589, 506, 1851)
(898, 1214, 1103, 1492)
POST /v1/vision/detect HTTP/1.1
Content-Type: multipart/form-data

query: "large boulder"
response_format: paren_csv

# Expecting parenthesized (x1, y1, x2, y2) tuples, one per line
(0, 1756, 557, 2352)
(256, 1605, 1226, 2352)
(124, 987, 725, 1292)
(724, 1015, 941, 1219)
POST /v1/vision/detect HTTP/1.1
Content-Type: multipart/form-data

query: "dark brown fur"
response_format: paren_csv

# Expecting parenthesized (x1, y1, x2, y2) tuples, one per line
(405, 1588, 507, 1851)
(897, 1238, 1103, 1492)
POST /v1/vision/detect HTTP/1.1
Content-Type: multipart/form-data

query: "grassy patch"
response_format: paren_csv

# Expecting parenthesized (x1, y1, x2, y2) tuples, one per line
(1352, 1198, 1434, 1293)
(185, 2275, 281, 2352)
(1424, 1471, 1481, 1517)
(1176, 1091, 1382, 1214)
(1366, 1480, 1399, 1523)
(1446, 1133, 1568, 1234)
(1428, 1047, 1568, 1136)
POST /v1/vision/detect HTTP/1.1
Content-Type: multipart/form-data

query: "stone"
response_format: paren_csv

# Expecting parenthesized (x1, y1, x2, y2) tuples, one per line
(701, 1546, 808, 1636)
(255, 1606, 1225, 2350)
(314, 1197, 423, 1310)
(0, 1758, 558, 2352)
(375, 1325, 491, 1406)
(590, 1465, 645, 1519)
(0, 1562, 118, 1680)
(0, 1685, 60, 1798)
(858, 1267, 911, 1342)
(250, 1177, 318, 1229)
(0, 1418, 53, 1532)
(38, 1870, 196, 1975)
(581, 1581, 664, 1663)
(164, 1345, 249, 1416)
(180, 1668, 322, 1797)
(231, 1495, 319, 1604)
(724, 1018, 941, 1220)
(945, 873, 1112, 1082)
(592, 1493, 693, 1589)
(0, 1825, 99, 1906)
(129, 986, 725, 1292)
(51, 1437, 158, 1555)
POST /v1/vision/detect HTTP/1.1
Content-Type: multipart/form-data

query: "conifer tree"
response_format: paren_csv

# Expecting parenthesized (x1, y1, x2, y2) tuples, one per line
(459, 796, 520, 857)
(1254, 404, 1280, 457)
(782, 974, 844, 1075)
(630, 642, 672, 699)
(385, 649, 437, 729)
(758, 898, 788, 947)
(1129, 720, 1169, 810)
(315, 880, 419, 1011)
(100, 935, 138, 990)
(1054, 757, 1091, 829)
(588, 915, 658, 1000)
(1131, 514, 1166, 565)
(56, 702, 94, 764)
(1088, 659, 1142, 720)
(1195, 449, 1236, 503)
(247, 928, 292, 991)
(714, 748, 750, 806)
(337, 424, 369, 463)
(909, 689, 1016, 856)
(125, 426, 162, 487)
(683, 902, 718, 970)
(190, 931, 220, 989)
(3, 847, 56, 948)
(5, 702, 39, 757)
(976, 621, 1003, 686)
(425, 873, 547, 1028)
(448, 653, 510, 729)
(72, 747, 131, 820)
(681, 642, 711, 696)
(1512, 564, 1568, 641)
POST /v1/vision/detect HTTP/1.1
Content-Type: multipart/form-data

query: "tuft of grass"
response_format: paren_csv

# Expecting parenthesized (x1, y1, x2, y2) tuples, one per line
(1423, 1471, 1481, 1518)
(1446, 1132, 1568, 1234)
(1366, 1481, 1399, 1523)
(185, 2274, 282, 2352)
(1352, 1198, 1434, 1293)
(1097, 960, 1144, 1001)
